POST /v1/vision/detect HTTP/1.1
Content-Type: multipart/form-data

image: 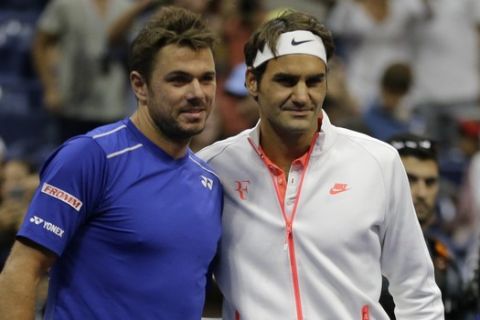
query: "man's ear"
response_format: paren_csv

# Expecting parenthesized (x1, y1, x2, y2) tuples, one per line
(130, 71, 148, 104)
(245, 68, 259, 98)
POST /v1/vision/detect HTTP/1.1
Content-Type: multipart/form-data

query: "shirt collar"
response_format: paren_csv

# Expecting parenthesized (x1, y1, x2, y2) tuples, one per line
(247, 110, 337, 159)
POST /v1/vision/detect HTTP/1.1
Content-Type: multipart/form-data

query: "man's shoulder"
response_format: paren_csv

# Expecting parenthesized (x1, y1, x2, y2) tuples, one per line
(333, 126, 399, 161)
(84, 120, 138, 157)
(196, 128, 252, 162)
(187, 152, 221, 182)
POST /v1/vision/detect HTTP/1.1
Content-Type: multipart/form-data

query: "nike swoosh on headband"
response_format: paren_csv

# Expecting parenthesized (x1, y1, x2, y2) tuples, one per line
(252, 30, 327, 68)
(291, 38, 313, 46)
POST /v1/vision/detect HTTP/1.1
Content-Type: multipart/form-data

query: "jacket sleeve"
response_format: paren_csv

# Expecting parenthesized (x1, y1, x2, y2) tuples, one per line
(380, 152, 444, 319)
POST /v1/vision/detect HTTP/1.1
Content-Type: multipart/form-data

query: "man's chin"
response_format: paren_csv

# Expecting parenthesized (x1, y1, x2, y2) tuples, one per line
(172, 125, 205, 141)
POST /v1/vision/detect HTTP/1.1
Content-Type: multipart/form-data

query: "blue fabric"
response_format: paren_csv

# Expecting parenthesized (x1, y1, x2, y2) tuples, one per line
(363, 102, 409, 141)
(17, 118, 222, 319)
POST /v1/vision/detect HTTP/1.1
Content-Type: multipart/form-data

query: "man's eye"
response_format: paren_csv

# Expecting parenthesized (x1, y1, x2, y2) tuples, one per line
(276, 78, 297, 87)
(169, 76, 190, 85)
(425, 178, 438, 187)
(201, 75, 215, 83)
(306, 76, 324, 87)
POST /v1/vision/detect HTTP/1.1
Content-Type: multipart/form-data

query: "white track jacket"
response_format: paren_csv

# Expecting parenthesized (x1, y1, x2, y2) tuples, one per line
(197, 112, 444, 320)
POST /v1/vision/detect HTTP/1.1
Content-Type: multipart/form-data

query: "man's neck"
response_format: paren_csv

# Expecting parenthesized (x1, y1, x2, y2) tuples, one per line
(130, 110, 190, 159)
(259, 124, 316, 174)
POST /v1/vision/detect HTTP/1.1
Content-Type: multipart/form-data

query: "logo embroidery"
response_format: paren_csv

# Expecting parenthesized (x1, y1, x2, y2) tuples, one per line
(201, 175, 213, 190)
(291, 38, 313, 46)
(30, 216, 43, 225)
(362, 305, 370, 320)
(41, 183, 83, 212)
(29, 215, 64, 238)
(329, 183, 350, 195)
(235, 180, 250, 200)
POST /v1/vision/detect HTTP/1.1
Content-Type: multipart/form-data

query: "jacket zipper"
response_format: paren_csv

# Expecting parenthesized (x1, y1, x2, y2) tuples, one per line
(248, 136, 318, 320)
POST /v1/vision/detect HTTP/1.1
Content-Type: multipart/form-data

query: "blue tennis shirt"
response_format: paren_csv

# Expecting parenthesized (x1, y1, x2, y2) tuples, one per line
(17, 119, 222, 319)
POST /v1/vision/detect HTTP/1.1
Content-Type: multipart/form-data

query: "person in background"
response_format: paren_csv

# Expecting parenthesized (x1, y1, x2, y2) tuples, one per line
(410, 0, 480, 155)
(0, 137, 5, 166)
(220, 63, 259, 132)
(198, 10, 443, 320)
(0, 7, 222, 319)
(363, 62, 412, 141)
(32, 0, 132, 143)
(327, 0, 427, 108)
(384, 133, 468, 319)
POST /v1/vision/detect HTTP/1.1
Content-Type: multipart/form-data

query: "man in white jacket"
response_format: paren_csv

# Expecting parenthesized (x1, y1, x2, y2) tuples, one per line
(198, 10, 444, 320)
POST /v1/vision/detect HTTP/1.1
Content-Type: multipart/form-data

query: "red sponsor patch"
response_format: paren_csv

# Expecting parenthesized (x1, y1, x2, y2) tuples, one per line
(41, 183, 83, 212)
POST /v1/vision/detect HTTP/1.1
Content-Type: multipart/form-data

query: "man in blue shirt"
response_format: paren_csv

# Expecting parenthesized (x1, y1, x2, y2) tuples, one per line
(0, 6, 222, 319)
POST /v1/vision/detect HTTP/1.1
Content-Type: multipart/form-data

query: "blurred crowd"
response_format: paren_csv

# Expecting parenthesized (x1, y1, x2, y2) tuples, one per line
(0, 0, 479, 318)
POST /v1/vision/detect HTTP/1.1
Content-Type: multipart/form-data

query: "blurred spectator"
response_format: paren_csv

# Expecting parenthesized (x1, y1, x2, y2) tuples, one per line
(224, 64, 258, 129)
(106, 0, 157, 46)
(362, 62, 412, 141)
(214, 63, 259, 139)
(411, 0, 480, 153)
(0, 137, 5, 164)
(455, 121, 480, 280)
(323, 57, 361, 127)
(459, 147, 480, 317)
(327, 0, 427, 109)
(108, 0, 223, 48)
(221, 0, 265, 71)
(383, 133, 467, 319)
(32, 0, 132, 143)
(264, 0, 330, 22)
(0, 3, 57, 167)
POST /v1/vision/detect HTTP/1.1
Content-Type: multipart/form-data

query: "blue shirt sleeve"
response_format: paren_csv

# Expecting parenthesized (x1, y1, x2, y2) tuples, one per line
(17, 136, 107, 256)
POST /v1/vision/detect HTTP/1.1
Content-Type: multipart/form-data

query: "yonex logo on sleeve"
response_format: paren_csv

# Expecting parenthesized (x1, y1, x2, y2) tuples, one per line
(41, 183, 83, 212)
(29, 215, 64, 238)
(200, 175, 213, 190)
(30, 216, 44, 225)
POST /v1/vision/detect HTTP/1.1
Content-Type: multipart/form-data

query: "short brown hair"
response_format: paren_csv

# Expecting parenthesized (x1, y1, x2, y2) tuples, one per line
(128, 6, 217, 84)
(381, 63, 412, 95)
(244, 11, 335, 80)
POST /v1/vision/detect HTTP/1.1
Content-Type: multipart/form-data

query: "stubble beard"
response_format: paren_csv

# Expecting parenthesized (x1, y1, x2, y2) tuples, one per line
(152, 112, 205, 142)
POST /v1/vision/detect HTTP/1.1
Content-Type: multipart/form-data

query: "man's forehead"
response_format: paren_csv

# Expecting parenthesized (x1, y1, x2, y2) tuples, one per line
(402, 157, 439, 175)
(157, 44, 213, 62)
(265, 54, 326, 74)
(155, 46, 215, 73)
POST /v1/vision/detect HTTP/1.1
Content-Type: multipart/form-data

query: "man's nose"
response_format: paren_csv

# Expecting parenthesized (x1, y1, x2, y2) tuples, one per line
(186, 79, 206, 103)
(292, 82, 308, 106)
(413, 180, 428, 198)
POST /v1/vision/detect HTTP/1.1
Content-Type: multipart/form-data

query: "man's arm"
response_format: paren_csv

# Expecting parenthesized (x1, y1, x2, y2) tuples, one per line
(0, 239, 56, 320)
(107, 0, 155, 46)
(381, 154, 444, 319)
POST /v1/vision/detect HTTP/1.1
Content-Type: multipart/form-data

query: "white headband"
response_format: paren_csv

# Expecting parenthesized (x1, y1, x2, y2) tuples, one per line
(252, 30, 327, 68)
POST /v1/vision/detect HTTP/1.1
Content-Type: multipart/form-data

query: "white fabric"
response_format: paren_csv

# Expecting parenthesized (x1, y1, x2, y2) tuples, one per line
(411, 0, 480, 105)
(252, 30, 327, 68)
(328, 0, 427, 108)
(197, 111, 444, 320)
